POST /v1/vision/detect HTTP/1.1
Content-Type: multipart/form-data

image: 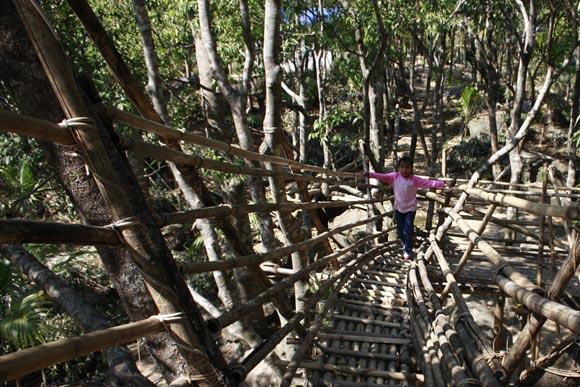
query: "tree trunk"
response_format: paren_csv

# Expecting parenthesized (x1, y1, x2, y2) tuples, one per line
(193, 36, 232, 143)
(197, 0, 280, 252)
(566, 46, 579, 190)
(262, 0, 308, 312)
(0, 2, 186, 381)
(0, 245, 154, 387)
(131, 0, 170, 124)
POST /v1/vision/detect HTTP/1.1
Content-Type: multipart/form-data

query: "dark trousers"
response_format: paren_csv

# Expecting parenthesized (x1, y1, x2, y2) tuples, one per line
(394, 210, 416, 256)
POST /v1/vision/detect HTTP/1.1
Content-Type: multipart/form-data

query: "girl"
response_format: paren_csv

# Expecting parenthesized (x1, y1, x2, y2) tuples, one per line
(363, 155, 446, 260)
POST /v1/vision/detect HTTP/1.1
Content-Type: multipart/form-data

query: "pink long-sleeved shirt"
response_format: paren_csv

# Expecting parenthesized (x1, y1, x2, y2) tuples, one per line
(368, 172, 445, 213)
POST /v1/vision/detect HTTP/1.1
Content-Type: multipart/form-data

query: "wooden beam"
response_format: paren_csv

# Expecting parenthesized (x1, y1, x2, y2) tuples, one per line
(0, 219, 120, 245)
(0, 110, 75, 145)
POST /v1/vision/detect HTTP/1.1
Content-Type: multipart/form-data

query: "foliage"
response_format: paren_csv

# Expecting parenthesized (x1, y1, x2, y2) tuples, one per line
(459, 85, 484, 124)
(446, 135, 494, 179)
(572, 128, 580, 150)
(0, 291, 52, 349)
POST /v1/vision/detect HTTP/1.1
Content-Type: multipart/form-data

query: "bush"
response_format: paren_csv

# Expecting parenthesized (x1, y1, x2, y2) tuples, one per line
(446, 135, 494, 179)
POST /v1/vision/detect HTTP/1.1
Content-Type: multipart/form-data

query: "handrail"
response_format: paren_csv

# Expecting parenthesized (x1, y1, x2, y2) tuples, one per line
(0, 314, 173, 383)
(102, 105, 361, 179)
(179, 212, 390, 273)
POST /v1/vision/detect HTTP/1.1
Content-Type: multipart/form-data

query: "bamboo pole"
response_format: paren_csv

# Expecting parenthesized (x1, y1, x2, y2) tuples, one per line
(0, 315, 169, 383)
(0, 110, 75, 145)
(0, 219, 120, 245)
(502, 236, 580, 377)
(407, 288, 435, 387)
(13, 1, 227, 382)
(179, 213, 389, 274)
(103, 105, 361, 180)
(451, 203, 498, 278)
(120, 135, 343, 185)
(494, 274, 580, 334)
(462, 186, 580, 220)
(442, 208, 537, 290)
(427, 236, 503, 385)
(158, 197, 386, 227)
(0, 244, 152, 385)
(408, 266, 454, 386)
(443, 177, 580, 193)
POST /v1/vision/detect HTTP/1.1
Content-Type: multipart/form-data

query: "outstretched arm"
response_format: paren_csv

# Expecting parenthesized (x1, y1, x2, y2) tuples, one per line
(412, 175, 446, 189)
(368, 171, 396, 185)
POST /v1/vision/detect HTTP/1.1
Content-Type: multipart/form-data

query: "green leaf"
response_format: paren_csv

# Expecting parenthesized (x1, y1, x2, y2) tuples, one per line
(0, 291, 52, 349)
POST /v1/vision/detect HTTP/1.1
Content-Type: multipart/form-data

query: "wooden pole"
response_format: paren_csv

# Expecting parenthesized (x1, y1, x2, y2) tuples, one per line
(0, 110, 75, 145)
(158, 197, 384, 226)
(120, 135, 340, 185)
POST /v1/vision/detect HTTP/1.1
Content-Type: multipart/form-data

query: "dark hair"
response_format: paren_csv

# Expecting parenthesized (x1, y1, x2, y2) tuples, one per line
(397, 155, 413, 167)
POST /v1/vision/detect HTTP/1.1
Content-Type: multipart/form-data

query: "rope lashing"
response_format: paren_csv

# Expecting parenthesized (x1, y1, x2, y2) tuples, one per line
(262, 126, 279, 134)
(105, 217, 177, 295)
(106, 216, 141, 230)
(494, 262, 511, 278)
(57, 117, 97, 149)
(154, 312, 185, 323)
(58, 116, 97, 129)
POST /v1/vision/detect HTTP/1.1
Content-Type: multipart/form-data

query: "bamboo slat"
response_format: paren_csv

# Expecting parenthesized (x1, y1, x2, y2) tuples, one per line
(0, 315, 167, 383)
(329, 314, 409, 329)
(277, 360, 424, 382)
(280, 252, 384, 386)
(206, 237, 392, 332)
(233, 245, 368, 381)
(317, 332, 411, 345)
(0, 219, 120, 246)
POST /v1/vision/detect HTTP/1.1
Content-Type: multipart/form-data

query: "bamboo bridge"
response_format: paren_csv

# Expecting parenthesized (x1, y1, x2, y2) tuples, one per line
(2, 2, 580, 387)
